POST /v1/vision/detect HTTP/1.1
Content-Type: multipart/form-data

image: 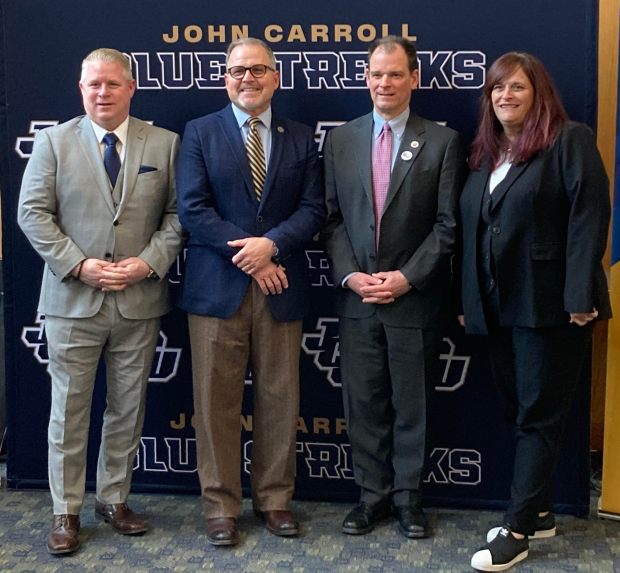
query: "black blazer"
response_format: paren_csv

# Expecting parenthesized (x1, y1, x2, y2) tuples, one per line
(459, 122, 611, 335)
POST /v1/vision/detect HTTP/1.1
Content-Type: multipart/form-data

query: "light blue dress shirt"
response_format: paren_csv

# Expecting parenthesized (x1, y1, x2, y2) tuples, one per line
(231, 103, 273, 170)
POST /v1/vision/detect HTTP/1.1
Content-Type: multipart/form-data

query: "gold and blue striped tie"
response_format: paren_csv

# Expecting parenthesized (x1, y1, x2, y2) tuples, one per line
(246, 116, 267, 201)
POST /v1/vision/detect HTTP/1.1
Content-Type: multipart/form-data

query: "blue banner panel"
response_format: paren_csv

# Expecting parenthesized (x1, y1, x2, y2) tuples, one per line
(1, 0, 598, 516)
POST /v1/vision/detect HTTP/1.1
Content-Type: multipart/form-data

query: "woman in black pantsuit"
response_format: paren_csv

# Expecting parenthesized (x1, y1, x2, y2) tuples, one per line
(459, 52, 611, 572)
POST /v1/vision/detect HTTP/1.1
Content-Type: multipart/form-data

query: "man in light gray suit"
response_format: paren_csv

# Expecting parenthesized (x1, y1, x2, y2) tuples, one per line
(18, 48, 184, 555)
(323, 36, 465, 539)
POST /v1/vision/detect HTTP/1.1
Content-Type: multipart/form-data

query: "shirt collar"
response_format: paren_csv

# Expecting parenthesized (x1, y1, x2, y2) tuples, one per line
(231, 103, 272, 131)
(372, 107, 410, 141)
(90, 116, 130, 146)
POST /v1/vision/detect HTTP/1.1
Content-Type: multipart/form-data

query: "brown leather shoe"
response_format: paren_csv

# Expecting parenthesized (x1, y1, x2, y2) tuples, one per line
(47, 514, 80, 555)
(256, 510, 299, 536)
(95, 501, 147, 535)
(206, 517, 238, 546)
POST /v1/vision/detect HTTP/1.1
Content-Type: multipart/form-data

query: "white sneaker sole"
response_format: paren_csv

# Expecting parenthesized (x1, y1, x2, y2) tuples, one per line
(471, 548, 528, 571)
(532, 526, 556, 539)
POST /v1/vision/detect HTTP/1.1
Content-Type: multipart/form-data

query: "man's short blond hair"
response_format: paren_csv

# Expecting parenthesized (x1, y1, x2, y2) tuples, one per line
(81, 48, 132, 81)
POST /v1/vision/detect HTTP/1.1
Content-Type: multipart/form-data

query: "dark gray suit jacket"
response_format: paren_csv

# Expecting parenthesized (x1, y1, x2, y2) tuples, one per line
(323, 112, 466, 327)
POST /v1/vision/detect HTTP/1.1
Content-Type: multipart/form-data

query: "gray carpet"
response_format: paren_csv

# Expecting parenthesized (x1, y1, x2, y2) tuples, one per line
(0, 484, 619, 572)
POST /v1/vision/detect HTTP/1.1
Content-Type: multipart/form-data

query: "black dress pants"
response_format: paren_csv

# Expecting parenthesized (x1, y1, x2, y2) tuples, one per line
(484, 292, 592, 534)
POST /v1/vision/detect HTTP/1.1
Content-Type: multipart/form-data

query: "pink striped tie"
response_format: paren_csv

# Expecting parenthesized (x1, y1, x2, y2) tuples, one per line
(372, 123, 392, 246)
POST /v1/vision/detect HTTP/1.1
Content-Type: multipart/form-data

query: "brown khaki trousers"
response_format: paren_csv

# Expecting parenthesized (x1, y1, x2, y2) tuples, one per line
(188, 281, 302, 518)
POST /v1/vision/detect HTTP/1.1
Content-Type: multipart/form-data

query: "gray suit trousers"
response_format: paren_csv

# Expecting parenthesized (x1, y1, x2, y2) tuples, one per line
(45, 294, 159, 515)
(339, 315, 441, 506)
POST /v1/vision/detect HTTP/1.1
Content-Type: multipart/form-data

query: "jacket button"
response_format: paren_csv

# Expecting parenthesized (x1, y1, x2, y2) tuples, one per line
(257, 215, 264, 223)
(113, 221, 119, 226)
(105, 253, 112, 259)
(492, 226, 500, 234)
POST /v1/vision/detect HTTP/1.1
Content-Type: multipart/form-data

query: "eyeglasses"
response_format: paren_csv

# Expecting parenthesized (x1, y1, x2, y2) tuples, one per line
(227, 64, 275, 80)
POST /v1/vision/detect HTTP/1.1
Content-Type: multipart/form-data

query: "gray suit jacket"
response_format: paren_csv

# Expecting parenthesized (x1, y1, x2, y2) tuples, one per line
(323, 112, 466, 327)
(18, 115, 184, 319)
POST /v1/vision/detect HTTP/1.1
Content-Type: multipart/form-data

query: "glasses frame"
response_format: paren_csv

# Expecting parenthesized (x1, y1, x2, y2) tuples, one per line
(226, 64, 276, 80)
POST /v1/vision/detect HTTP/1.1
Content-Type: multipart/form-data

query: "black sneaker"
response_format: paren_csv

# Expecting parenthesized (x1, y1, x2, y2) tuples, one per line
(532, 512, 556, 538)
(486, 512, 556, 542)
(471, 527, 529, 571)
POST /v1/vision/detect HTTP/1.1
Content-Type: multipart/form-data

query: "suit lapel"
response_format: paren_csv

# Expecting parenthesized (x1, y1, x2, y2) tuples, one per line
(219, 105, 257, 205)
(489, 161, 531, 212)
(354, 113, 374, 206)
(383, 113, 425, 214)
(468, 168, 491, 226)
(75, 117, 116, 214)
(117, 117, 146, 218)
(259, 114, 285, 209)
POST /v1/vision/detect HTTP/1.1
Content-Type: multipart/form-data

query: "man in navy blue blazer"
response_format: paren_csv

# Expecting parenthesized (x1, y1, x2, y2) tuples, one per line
(176, 37, 324, 546)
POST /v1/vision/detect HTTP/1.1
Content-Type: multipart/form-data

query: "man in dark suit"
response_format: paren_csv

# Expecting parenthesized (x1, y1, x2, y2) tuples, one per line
(176, 37, 324, 546)
(323, 36, 465, 539)
(18, 48, 184, 555)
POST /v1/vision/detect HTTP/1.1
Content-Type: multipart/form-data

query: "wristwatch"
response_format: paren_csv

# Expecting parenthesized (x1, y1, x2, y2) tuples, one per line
(271, 241, 281, 265)
(146, 268, 159, 280)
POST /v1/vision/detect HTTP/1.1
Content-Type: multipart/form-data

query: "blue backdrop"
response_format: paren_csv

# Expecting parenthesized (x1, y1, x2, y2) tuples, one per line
(0, 0, 598, 514)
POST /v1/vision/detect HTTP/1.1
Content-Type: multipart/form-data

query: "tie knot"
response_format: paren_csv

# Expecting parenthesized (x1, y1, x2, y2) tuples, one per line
(103, 132, 118, 147)
(381, 123, 391, 134)
(247, 117, 262, 130)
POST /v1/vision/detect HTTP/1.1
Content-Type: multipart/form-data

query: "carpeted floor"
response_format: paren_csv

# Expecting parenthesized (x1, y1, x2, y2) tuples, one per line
(0, 482, 619, 572)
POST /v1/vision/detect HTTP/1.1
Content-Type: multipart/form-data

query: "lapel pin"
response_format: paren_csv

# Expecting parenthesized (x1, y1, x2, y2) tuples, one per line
(277, 126, 285, 133)
(410, 140, 419, 148)
(401, 151, 413, 161)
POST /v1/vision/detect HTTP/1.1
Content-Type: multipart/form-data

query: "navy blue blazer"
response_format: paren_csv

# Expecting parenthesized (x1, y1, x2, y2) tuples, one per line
(176, 104, 325, 321)
(459, 122, 612, 335)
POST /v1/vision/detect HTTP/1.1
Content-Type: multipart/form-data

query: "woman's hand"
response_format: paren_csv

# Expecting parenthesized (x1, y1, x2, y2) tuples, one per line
(569, 309, 598, 326)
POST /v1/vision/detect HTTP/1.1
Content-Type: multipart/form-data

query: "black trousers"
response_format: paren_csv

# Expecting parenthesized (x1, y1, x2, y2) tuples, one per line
(484, 293, 592, 534)
(339, 315, 442, 507)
